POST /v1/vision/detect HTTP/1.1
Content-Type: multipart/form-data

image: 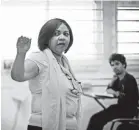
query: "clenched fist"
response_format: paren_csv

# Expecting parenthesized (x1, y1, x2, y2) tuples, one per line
(17, 36, 31, 53)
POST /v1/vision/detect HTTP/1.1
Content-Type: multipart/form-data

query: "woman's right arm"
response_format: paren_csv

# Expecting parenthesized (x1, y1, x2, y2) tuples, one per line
(11, 36, 39, 82)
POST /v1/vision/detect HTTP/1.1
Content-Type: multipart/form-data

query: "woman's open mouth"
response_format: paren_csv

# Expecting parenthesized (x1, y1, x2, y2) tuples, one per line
(58, 42, 65, 46)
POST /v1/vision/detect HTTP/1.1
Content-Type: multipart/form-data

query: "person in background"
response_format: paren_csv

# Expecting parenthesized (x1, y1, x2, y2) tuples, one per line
(87, 53, 139, 130)
(11, 18, 92, 130)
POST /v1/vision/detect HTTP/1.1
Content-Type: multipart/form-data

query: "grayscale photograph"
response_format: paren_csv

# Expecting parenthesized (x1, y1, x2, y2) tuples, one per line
(1, 0, 139, 130)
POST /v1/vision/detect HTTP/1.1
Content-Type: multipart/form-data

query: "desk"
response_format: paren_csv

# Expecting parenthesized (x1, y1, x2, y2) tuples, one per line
(83, 92, 116, 110)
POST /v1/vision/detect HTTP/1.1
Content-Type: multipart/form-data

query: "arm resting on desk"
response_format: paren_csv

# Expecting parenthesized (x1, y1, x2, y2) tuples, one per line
(106, 88, 119, 97)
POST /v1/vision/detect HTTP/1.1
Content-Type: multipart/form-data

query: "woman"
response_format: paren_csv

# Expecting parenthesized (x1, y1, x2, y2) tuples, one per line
(11, 18, 84, 130)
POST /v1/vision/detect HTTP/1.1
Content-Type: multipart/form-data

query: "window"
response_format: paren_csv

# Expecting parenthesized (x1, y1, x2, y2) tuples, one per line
(118, 21, 139, 31)
(117, 7, 139, 54)
(1, 5, 47, 59)
(47, 0, 103, 56)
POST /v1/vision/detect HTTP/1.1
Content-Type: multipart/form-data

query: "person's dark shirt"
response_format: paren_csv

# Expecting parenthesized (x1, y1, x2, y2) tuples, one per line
(107, 73, 139, 109)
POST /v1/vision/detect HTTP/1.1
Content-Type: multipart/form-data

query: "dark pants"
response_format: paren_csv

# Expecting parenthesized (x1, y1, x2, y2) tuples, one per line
(87, 104, 136, 130)
(28, 125, 42, 130)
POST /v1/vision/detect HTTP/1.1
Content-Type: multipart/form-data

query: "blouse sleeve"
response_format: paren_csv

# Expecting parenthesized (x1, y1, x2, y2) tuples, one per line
(26, 51, 48, 74)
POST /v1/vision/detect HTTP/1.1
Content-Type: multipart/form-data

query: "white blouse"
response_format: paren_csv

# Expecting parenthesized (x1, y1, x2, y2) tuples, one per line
(26, 49, 82, 130)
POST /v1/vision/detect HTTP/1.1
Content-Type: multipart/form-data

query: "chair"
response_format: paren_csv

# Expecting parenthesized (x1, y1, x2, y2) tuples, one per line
(110, 105, 139, 130)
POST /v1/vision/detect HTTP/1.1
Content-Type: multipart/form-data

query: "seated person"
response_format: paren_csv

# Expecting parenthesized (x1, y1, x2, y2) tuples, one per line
(87, 53, 139, 130)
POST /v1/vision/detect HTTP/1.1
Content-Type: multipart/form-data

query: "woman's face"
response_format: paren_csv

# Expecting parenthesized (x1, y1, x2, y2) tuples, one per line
(48, 23, 70, 55)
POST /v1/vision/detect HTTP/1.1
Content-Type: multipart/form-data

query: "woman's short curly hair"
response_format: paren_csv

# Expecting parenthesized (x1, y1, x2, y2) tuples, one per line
(109, 53, 127, 68)
(38, 18, 73, 53)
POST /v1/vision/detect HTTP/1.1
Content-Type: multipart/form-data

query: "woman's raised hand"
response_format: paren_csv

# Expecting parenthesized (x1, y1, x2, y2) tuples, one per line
(17, 36, 31, 53)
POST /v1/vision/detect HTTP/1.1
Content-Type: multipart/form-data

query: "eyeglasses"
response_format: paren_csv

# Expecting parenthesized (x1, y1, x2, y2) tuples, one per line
(65, 73, 82, 96)
(70, 88, 81, 96)
(69, 79, 82, 96)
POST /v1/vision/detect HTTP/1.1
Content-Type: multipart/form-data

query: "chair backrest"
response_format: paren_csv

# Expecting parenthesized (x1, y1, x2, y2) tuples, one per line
(134, 101, 139, 118)
(136, 102, 139, 118)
